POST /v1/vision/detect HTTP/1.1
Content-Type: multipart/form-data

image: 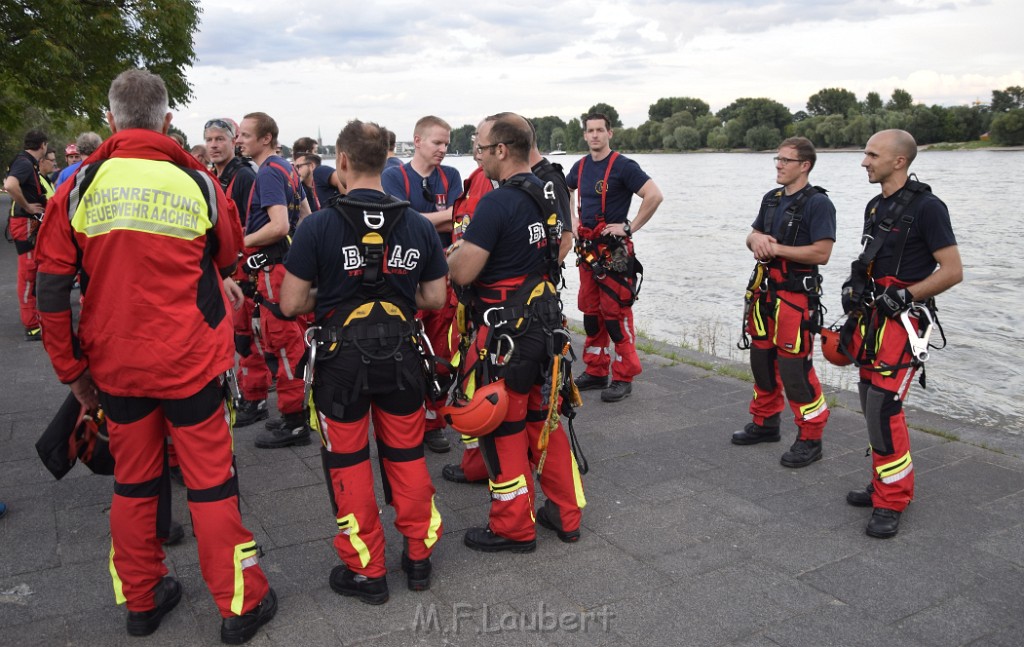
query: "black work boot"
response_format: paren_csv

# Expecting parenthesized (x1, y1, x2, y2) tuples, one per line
(126, 576, 182, 636)
(330, 566, 389, 605)
(221, 588, 277, 644)
(866, 507, 901, 538)
(442, 464, 486, 484)
(846, 482, 875, 507)
(234, 399, 269, 428)
(254, 411, 311, 449)
(731, 422, 781, 445)
(601, 380, 632, 402)
(536, 502, 581, 543)
(780, 439, 823, 468)
(401, 552, 432, 591)
(463, 527, 536, 553)
(424, 428, 451, 453)
(574, 372, 608, 391)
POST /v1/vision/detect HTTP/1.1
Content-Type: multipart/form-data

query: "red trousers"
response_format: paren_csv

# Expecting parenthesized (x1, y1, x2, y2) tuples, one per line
(316, 366, 441, 577)
(233, 296, 272, 401)
(420, 291, 457, 432)
(17, 248, 39, 330)
(746, 288, 829, 439)
(255, 265, 306, 414)
(853, 311, 918, 512)
(577, 263, 641, 382)
(103, 381, 269, 616)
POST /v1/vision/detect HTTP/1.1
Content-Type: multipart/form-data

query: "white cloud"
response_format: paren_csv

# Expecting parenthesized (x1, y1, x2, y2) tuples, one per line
(174, 0, 1023, 145)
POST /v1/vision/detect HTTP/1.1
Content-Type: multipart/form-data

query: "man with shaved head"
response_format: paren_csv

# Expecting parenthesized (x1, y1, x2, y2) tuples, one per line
(839, 128, 962, 538)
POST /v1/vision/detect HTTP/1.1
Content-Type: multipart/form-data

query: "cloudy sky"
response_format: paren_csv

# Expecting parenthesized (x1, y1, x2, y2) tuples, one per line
(175, 0, 1023, 146)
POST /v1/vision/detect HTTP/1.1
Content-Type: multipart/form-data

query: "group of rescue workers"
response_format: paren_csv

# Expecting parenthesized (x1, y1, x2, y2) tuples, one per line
(4, 66, 961, 643)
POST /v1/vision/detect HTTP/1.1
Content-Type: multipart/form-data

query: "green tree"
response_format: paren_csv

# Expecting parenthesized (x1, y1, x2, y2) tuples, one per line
(743, 125, 781, 151)
(716, 97, 792, 134)
(581, 104, 622, 128)
(648, 97, 710, 122)
(695, 114, 720, 146)
(990, 86, 1024, 112)
(989, 109, 1024, 145)
(549, 127, 566, 151)
(658, 110, 695, 143)
(0, 0, 201, 132)
(907, 105, 945, 144)
(817, 115, 848, 148)
(527, 115, 567, 153)
(942, 105, 987, 142)
(614, 127, 637, 150)
(564, 118, 583, 151)
(706, 127, 729, 150)
(634, 120, 661, 150)
(862, 92, 884, 114)
(806, 87, 859, 116)
(842, 115, 874, 147)
(673, 126, 701, 150)
(450, 124, 475, 155)
(886, 88, 914, 111)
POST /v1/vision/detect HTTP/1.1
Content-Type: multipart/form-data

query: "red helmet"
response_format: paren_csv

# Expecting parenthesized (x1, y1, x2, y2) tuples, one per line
(820, 328, 853, 366)
(441, 379, 509, 437)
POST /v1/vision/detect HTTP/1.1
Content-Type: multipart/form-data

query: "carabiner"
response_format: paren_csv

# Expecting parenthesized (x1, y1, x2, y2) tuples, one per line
(900, 304, 933, 363)
(304, 325, 321, 348)
(493, 334, 515, 366)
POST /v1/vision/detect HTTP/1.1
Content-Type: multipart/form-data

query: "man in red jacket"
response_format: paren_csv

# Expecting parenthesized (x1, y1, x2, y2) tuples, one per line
(34, 69, 275, 644)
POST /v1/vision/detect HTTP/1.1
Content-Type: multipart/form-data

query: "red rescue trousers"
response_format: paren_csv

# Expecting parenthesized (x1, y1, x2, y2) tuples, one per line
(233, 295, 272, 402)
(853, 307, 919, 512)
(17, 248, 40, 330)
(419, 287, 458, 432)
(577, 263, 641, 383)
(746, 286, 829, 440)
(254, 264, 306, 414)
(103, 380, 270, 617)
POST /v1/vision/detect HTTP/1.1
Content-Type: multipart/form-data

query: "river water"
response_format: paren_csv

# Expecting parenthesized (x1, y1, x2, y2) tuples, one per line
(444, 150, 1024, 435)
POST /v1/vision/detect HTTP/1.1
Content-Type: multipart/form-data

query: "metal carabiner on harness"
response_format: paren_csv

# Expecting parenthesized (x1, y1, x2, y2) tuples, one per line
(482, 306, 505, 329)
(900, 304, 934, 364)
(302, 326, 320, 405)
(493, 334, 515, 366)
(416, 320, 446, 400)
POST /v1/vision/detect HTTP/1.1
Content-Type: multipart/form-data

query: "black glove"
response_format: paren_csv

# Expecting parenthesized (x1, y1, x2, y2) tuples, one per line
(874, 286, 914, 319)
(841, 280, 857, 314)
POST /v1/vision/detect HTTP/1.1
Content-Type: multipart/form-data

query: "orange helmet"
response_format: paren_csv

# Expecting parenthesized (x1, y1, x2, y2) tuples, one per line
(820, 328, 853, 366)
(441, 379, 509, 437)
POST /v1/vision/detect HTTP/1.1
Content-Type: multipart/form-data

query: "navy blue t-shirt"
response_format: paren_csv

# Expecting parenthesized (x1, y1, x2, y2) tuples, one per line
(381, 162, 462, 246)
(751, 189, 836, 247)
(867, 187, 957, 283)
(245, 155, 307, 237)
(566, 152, 650, 227)
(284, 188, 448, 321)
(312, 164, 340, 209)
(461, 173, 552, 285)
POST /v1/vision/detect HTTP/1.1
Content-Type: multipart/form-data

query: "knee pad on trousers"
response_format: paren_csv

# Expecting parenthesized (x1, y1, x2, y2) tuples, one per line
(858, 381, 870, 413)
(583, 314, 600, 337)
(234, 334, 252, 357)
(778, 355, 814, 403)
(749, 347, 777, 393)
(605, 319, 624, 343)
(865, 386, 901, 456)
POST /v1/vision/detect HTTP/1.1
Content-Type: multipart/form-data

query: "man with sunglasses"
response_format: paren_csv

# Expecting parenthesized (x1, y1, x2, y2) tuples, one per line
(732, 137, 835, 470)
(382, 116, 463, 454)
(292, 137, 342, 207)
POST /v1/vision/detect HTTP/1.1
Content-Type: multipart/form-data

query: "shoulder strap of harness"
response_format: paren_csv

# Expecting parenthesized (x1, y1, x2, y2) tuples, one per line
(760, 184, 826, 246)
(397, 164, 411, 199)
(502, 175, 563, 286)
(330, 193, 411, 290)
(576, 151, 619, 223)
(858, 178, 930, 274)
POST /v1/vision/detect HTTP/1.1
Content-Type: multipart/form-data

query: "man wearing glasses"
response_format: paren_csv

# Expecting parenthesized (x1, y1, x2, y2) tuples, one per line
(732, 137, 835, 470)
(382, 116, 463, 454)
(291, 137, 342, 208)
(292, 153, 325, 210)
(567, 113, 663, 403)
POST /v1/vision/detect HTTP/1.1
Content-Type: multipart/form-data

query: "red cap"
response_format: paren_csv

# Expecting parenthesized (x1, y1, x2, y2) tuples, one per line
(65, 144, 79, 155)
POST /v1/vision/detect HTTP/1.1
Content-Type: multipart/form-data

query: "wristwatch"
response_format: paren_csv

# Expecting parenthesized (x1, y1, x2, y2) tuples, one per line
(622, 220, 632, 236)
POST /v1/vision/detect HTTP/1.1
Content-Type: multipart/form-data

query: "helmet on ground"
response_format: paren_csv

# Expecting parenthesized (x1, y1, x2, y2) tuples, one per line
(820, 328, 853, 366)
(441, 379, 509, 437)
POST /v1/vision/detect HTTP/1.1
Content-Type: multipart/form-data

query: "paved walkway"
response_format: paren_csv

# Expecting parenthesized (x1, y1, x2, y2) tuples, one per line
(1, 227, 1022, 646)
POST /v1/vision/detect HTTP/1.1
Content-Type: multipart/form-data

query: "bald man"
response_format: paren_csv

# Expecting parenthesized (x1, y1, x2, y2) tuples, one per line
(840, 128, 962, 539)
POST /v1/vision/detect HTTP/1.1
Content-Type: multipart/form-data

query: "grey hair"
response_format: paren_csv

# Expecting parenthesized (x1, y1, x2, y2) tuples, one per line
(75, 131, 103, 156)
(108, 69, 169, 131)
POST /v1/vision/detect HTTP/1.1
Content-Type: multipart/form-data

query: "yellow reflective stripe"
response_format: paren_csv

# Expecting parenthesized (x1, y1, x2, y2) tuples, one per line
(344, 300, 407, 325)
(337, 514, 371, 568)
(460, 434, 479, 449)
(424, 496, 442, 549)
(875, 318, 893, 376)
(231, 540, 259, 615)
(752, 300, 767, 337)
(876, 451, 913, 484)
(109, 543, 126, 605)
(71, 159, 211, 240)
(489, 474, 529, 501)
(800, 393, 828, 421)
(571, 454, 588, 509)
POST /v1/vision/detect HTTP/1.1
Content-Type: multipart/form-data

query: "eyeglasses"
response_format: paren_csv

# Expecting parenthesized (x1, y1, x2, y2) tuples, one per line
(204, 119, 235, 137)
(773, 156, 804, 165)
(420, 177, 434, 203)
(474, 141, 511, 155)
